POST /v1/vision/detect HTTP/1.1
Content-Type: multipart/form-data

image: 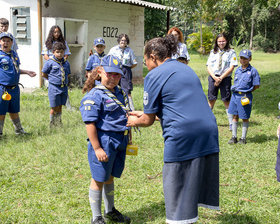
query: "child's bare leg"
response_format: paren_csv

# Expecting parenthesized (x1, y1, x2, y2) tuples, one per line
(208, 99, 216, 110)
(89, 178, 104, 221)
(0, 115, 5, 135)
(9, 113, 25, 134)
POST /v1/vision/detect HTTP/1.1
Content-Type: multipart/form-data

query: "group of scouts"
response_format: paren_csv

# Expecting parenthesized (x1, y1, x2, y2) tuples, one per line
(1, 16, 279, 224)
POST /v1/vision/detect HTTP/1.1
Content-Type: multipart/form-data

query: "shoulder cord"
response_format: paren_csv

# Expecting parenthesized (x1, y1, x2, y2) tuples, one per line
(94, 84, 130, 114)
(5, 51, 19, 74)
(50, 57, 66, 87)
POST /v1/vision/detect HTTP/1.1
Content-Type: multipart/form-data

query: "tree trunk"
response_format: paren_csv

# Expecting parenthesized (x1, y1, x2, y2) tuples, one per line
(249, 0, 256, 50)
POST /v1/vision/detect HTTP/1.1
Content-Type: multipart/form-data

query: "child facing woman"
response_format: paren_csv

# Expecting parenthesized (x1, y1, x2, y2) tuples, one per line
(80, 55, 131, 224)
(228, 50, 260, 144)
(42, 42, 71, 127)
(167, 26, 190, 64)
(0, 32, 36, 136)
(206, 33, 238, 130)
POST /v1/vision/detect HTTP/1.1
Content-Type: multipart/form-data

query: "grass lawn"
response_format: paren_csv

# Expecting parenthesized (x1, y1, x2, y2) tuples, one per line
(1, 50, 280, 223)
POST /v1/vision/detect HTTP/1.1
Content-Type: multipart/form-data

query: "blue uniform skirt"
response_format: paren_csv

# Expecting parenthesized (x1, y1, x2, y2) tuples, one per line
(163, 153, 219, 223)
(120, 66, 133, 95)
(276, 138, 280, 182)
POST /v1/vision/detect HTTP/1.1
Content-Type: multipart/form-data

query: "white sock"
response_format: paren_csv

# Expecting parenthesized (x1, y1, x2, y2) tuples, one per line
(89, 188, 102, 220)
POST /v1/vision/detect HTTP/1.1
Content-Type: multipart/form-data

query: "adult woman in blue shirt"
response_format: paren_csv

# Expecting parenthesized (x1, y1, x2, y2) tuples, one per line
(127, 35, 220, 224)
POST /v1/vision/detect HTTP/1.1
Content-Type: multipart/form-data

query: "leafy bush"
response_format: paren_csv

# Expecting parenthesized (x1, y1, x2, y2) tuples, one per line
(187, 26, 214, 55)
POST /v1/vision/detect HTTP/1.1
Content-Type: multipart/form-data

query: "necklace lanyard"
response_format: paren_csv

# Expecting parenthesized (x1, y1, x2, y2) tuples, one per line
(95, 84, 130, 114)
(50, 57, 66, 87)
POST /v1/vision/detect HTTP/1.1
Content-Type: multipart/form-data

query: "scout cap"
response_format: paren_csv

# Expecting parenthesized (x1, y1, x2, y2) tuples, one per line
(239, 49, 252, 59)
(101, 55, 123, 75)
(0, 32, 13, 40)
(94, 37, 105, 46)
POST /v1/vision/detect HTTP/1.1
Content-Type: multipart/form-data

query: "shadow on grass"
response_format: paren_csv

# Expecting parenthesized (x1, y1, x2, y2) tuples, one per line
(126, 200, 166, 224)
(217, 213, 260, 224)
(247, 134, 278, 143)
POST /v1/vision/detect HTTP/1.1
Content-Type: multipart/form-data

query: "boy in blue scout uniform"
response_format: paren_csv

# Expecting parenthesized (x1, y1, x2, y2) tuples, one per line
(80, 55, 131, 224)
(42, 42, 71, 127)
(0, 18, 18, 52)
(85, 37, 106, 79)
(228, 49, 260, 144)
(0, 32, 36, 136)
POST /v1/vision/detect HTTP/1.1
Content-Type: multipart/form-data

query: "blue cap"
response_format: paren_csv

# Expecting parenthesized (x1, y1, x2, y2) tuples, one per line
(0, 32, 13, 40)
(101, 55, 123, 75)
(239, 49, 252, 59)
(94, 37, 105, 46)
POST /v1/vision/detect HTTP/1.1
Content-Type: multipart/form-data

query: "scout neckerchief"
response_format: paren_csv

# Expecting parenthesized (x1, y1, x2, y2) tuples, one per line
(2, 50, 20, 74)
(95, 84, 129, 114)
(218, 50, 225, 70)
(50, 56, 66, 87)
(94, 52, 105, 61)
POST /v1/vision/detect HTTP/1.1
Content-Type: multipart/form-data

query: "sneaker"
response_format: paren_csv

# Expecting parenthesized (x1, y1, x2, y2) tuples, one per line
(15, 128, 28, 135)
(238, 138, 247, 144)
(228, 137, 237, 144)
(91, 216, 106, 224)
(104, 207, 131, 223)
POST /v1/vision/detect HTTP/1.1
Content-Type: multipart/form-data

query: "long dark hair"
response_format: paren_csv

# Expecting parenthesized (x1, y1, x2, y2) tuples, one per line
(82, 67, 101, 93)
(45, 25, 66, 50)
(213, 32, 231, 53)
(144, 35, 178, 61)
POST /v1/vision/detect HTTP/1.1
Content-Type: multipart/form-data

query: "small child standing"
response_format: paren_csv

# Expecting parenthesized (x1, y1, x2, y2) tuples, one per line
(85, 37, 106, 79)
(80, 55, 131, 224)
(228, 49, 260, 144)
(0, 32, 36, 136)
(0, 18, 18, 52)
(42, 42, 71, 127)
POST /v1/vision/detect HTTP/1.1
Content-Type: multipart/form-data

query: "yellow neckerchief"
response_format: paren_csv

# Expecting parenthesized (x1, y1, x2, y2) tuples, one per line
(50, 56, 66, 87)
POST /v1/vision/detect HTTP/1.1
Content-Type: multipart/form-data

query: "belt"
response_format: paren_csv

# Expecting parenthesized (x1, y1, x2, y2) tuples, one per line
(0, 84, 17, 89)
(235, 91, 250, 95)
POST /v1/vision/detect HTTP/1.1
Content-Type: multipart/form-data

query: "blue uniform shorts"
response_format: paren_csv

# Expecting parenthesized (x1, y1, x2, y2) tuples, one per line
(120, 66, 133, 95)
(0, 85, 20, 115)
(208, 75, 231, 101)
(48, 83, 68, 108)
(88, 130, 129, 182)
(228, 92, 253, 119)
(163, 153, 219, 223)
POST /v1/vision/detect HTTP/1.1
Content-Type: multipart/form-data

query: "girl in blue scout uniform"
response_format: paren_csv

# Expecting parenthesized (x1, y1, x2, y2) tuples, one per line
(207, 33, 238, 131)
(0, 18, 18, 52)
(0, 32, 36, 136)
(127, 35, 219, 224)
(41, 25, 71, 60)
(228, 49, 260, 144)
(80, 55, 131, 224)
(108, 34, 137, 110)
(85, 37, 106, 80)
(42, 42, 71, 127)
(168, 26, 190, 64)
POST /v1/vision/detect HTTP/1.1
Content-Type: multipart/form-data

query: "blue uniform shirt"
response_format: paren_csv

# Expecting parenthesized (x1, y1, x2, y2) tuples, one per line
(41, 41, 71, 56)
(42, 56, 71, 86)
(231, 64, 260, 93)
(80, 85, 128, 132)
(143, 59, 219, 162)
(85, 52, 105, 71)
(0, 50, 20, 86)
(172, 42, 190, 61)
(108, 45, 137, 67)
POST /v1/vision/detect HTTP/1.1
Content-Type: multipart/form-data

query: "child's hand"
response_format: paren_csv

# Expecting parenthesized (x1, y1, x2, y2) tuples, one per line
(127, 115, 139, 127)
(129, 111, 143, 117)
(95, 148, 109, 162)
(28, 71, 37, 77)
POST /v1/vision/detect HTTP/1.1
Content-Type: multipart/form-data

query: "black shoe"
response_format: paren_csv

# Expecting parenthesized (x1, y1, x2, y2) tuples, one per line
(228, 137, 237, 144)
(104, 207, 131, 223)
(91, 216, 106, 224)
(238, 138, 247, 144)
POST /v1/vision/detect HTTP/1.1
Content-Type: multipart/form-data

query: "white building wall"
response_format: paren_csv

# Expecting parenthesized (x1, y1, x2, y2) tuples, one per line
(1, 0, 40, 88)
(43, 0, 144, 80)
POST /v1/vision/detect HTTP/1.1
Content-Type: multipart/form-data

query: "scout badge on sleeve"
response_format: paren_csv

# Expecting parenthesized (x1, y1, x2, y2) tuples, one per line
(241, 95, 250, 106)
(2, 91, 11, 101)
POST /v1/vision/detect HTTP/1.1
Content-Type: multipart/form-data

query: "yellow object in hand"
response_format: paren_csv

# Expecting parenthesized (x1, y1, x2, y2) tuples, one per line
(2, 91, 11, 101)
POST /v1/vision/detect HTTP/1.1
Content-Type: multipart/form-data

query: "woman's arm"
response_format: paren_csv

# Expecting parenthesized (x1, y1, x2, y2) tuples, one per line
(220, 65, 235, 80)
(20, 69, 37, 77)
